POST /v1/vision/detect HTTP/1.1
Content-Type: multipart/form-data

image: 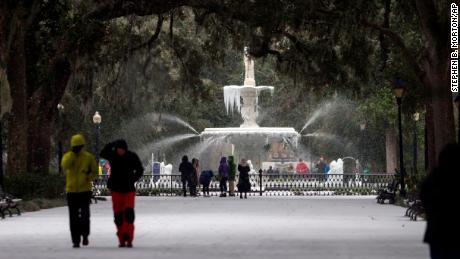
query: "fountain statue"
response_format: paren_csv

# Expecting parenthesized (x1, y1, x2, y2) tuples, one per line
(201, 48, 300, 170)
(223, 47, 274, 127)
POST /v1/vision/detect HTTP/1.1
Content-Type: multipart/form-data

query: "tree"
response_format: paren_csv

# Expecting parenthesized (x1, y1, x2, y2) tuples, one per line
(0, 0, 454, 175)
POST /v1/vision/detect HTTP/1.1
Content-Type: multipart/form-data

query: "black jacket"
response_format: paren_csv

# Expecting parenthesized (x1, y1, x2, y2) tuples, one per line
(420, 143, 460, 246)
(100, 140, 144, 192)
(237, 164, 251, 192)
(179, 160, 194, 182)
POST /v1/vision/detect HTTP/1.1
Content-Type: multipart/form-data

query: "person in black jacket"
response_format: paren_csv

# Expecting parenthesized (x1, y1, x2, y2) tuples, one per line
(237, 158, 251, 199)
(179, 155, 193, 197)
(100, 139, 143, 248)
(421, 143, 460, 259)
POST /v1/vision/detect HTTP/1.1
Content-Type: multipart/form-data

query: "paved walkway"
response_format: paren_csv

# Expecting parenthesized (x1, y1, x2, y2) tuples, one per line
(0, 196, 428, 259)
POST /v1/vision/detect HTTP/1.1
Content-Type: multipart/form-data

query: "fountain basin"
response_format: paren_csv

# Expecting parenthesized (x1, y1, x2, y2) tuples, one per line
(201, 127, 299, 136)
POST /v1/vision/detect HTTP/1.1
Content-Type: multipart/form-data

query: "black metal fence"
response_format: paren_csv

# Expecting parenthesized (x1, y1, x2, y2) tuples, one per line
(93, 173, 395, 197)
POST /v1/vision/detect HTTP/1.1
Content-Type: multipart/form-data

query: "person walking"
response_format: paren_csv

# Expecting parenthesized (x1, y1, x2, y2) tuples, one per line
(237, 158, 251, 199)
(228, 156, 237, 196)
(315, 156, 326, 174)
(421, 143, 460, 259)
(191, 158, 200, 197)
(61, 134, 98, 248)
(218, 157, 229, 197)
(100, 139, 144, 248)
(296, 158, 309, 175)
(199, 170, 214, 197)
(179, 155, 193, 197)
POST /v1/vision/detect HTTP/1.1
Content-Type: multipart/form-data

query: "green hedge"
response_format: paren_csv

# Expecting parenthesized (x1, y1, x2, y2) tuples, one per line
(4, 173, 66, 200)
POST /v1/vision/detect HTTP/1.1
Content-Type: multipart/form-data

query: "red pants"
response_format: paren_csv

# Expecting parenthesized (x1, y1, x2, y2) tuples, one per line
(111, 192, 136, 245)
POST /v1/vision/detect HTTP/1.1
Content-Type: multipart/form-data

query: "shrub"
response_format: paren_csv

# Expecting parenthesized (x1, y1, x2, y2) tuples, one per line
(4, 173, 66, 200)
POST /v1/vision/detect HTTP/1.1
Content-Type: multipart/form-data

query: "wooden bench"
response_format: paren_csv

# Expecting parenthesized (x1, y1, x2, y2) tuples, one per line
(376, 174, 398, 204)
(405, 192, 424, 221)
(0, 192, 22, 218)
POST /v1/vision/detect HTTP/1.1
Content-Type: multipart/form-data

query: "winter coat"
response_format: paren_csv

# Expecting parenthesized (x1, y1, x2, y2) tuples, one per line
(199, 170, 214, 186)
(316, 161, 326, 174)
(237, 164, 251, 192)
(420, 143, 460, 247)
(228, 156, 237, 181)
(100, 140, 144, 193)
(296, 162, 309, 174)
(61, 134, 98, 193)
(179, 156, 194, 182)
(218, 157, 229, 179)
(421, 169, 458, 246)
(191, 164, 200, 186)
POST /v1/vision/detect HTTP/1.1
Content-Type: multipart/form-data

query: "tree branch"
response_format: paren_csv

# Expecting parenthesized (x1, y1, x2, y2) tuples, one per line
(130, 14, 164, 52)
(414, 0, 442, 52)
(361, 19, 425, 80)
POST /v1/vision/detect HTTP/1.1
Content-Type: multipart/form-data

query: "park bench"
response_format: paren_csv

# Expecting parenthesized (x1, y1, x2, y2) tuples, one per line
(0, 198, 7, 218)
(0, 189, 22, 219)
(376, 174, 398, 204)
(404, 192, 424, 221)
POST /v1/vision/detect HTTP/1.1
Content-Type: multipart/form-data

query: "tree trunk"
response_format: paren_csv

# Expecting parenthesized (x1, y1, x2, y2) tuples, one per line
(6, 22, 28, 175)
(27, 92, 53, 174)
(385, 128, 397, 174)
(414, 0, 455, 172)
(423, 64, 455, 172)
(26, 58, 71, 174)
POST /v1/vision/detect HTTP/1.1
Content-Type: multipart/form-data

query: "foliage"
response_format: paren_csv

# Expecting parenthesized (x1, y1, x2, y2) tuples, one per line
(4, 173, 66, 200)
(1, 0, 450, 177)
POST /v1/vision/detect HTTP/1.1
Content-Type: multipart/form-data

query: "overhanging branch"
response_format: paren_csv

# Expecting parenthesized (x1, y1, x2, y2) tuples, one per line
(130, 14, 164, 52)
(362, 20, 425, 80)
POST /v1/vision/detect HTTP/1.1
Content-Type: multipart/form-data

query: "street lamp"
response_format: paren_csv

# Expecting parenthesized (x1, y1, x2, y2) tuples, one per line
(412, 112, 419, 177)
(393, 78, 406, 197)
(0, 112, 3, 190)
(359, 122, 366, 171)
(57, 103, 64, 175)
(455, 95, 460, 143)
(93, 111, 102, 165)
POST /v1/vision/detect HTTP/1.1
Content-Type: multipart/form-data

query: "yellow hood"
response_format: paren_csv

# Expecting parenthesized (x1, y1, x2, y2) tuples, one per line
(71, 134, 86, 147)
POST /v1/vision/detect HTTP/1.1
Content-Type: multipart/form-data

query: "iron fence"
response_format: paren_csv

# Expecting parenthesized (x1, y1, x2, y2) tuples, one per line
(93, 173, 395, 197)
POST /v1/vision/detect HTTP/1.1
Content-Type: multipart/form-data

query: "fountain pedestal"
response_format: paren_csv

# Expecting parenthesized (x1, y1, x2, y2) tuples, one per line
(200, 48, 300, 170)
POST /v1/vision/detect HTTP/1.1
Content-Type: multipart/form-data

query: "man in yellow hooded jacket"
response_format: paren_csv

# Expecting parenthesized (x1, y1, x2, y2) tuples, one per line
(61, 134, 98, 248)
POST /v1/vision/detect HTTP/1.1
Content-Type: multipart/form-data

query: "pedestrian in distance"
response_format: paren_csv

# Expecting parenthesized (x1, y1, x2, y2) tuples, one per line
(237, 158, 251, 199)
(61, 134, 99, 248)
(316, 156, 326, 174)
(190, 158, 199, 197)
(199, 170, 214, 197)
(421, 143, 460, 259)
(179, 155, 194, 197)
(228, 156, 237, 196)
(218, 157, 229, 197)
(296, 158, 309, 175)
(100, 139, 144, 248)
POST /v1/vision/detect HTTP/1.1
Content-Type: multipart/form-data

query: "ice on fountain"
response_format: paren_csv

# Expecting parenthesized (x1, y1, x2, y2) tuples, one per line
(223, 85, 274, 115)
(224, 85, 242, 114)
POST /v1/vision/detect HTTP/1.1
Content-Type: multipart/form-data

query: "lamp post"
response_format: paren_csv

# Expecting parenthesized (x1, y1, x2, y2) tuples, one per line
(57, 103, 64, 175)
(455, 95, 460, 143)
(360, 122, 366, 172)
(412, 112, 419, 176)
(393, 78, 406, 197)
(0, 113, 3, 190)
(93, 111, 102, 165)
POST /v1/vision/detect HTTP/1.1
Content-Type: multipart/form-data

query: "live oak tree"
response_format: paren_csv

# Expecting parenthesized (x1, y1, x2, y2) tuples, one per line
(0, 0, 455, 174)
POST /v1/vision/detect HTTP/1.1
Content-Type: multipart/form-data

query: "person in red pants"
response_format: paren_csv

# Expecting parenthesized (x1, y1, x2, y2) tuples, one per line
(100, 139, 143, 248)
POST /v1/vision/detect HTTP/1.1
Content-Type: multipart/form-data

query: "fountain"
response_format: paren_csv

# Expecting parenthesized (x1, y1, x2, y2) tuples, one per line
(200, 48, 300, 169)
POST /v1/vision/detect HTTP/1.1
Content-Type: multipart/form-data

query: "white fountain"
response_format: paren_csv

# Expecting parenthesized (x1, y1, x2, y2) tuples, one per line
(200, 48, 300, 169)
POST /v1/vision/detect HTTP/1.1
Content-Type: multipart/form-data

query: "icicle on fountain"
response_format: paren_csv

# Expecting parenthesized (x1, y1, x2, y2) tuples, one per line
(200, 47, 300, 170)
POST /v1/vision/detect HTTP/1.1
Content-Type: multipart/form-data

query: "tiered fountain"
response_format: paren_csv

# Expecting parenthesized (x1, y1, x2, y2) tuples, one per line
(200, 48, 300, 169)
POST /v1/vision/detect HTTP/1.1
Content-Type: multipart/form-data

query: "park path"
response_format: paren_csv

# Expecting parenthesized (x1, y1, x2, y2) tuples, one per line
(0, 196, 428, 259)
